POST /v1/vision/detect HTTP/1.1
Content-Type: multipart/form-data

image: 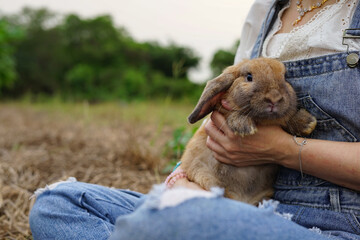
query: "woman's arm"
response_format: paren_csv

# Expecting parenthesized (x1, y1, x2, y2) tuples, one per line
(205, 110, 360, 191)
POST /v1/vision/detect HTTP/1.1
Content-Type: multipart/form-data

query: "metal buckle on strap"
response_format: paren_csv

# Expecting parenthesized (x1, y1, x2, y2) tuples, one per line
(342, 28, 360, 68)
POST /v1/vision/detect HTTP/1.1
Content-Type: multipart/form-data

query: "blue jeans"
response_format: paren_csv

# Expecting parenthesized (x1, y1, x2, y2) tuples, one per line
(29, 179, 142, 239)
(29, 179, 360, 240)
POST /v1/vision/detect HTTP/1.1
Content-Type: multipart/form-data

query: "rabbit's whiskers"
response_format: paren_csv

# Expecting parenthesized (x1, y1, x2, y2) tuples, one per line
(236, 104, 251, 113)
(218, 119, 229, 135)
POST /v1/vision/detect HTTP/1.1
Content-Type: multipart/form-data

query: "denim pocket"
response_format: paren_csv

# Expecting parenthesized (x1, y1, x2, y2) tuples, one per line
(298, 95, 357, 142)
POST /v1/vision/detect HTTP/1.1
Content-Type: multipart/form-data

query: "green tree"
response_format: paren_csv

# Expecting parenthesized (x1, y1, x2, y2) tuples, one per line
(62, 14, 122, 66)
(1, 7, 202, 101)
(143, 42, 200, 79)
(5, 8, 65, 96)
(210, 40, 239, 77)
(61, 14, 126, 100)
(60, 14, 201, 100)
(0, 19, 23, 95)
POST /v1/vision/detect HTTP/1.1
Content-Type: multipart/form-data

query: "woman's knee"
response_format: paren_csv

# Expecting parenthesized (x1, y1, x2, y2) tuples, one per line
(29, 180, 119, 240)
(29, 179, 142, 236)
(29, 179, 82, 223)
(110, 189, 260, 240)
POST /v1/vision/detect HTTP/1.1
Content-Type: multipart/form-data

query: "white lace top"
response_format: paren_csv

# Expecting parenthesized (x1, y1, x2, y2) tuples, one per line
(235, 0, 360, 63)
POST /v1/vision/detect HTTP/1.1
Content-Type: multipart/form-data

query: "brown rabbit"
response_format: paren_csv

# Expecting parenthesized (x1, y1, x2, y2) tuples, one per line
(180, 58, 317, 205)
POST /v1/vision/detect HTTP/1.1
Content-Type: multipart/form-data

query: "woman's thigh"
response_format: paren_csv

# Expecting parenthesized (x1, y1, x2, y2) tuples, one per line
(29, 179, 144, 240)
(110, 187, 331, 240)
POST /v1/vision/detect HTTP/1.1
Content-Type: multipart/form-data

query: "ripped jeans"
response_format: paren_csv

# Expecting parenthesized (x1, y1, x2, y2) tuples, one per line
(29, 179, 360, 240)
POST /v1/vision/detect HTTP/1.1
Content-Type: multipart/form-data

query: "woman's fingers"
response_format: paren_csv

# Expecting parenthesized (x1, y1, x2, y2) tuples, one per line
(206, 136, 226, 156)
(210, 111, 234, 137)
(204, 114, 227, 143)
(203, 109, 291, 167)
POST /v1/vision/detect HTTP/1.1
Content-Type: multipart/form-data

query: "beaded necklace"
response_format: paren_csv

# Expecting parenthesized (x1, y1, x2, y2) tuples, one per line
(293, 0, 330, 25)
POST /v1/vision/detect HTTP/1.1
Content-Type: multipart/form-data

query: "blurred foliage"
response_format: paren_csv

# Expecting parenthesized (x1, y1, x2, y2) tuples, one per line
(0, 7, 239, 102)
(0, 19, 24, 96)
(210, 40, 240, 77)
(162, 126, 199, 173)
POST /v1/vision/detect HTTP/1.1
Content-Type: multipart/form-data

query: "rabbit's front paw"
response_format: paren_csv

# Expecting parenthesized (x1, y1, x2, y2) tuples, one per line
(299, 111, 317, 136)
(287, 109, 317, 136)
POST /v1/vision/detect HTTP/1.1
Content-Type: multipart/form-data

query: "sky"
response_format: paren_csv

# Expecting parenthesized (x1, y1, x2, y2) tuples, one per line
(0, 0, 255, 82)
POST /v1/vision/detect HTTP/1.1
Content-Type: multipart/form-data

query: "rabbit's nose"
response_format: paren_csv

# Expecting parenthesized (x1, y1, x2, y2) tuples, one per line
(264, 89, 283, 105)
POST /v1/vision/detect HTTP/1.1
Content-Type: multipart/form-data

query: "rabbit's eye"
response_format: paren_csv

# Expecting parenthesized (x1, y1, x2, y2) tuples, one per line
(246, 73, 253, 82)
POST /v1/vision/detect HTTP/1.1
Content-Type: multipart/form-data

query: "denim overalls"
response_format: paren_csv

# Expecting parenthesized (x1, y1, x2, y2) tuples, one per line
(251, 0, 360, 237)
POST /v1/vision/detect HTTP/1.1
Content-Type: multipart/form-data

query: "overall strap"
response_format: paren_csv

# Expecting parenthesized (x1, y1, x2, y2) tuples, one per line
(343, 0, 360, 59)
(250, 0, 289, 59)
(350, 0, 360, 28)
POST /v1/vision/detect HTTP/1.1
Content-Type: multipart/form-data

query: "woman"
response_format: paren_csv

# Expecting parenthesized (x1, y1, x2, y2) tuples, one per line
(29, 0, 360, 239)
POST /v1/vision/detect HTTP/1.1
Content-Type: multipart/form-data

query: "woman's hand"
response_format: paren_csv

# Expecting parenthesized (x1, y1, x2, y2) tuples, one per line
(204, 105, 293, 167)
(202, 100, 360, 191)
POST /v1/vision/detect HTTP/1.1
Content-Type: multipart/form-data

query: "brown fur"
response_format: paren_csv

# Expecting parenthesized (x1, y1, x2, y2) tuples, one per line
(182, 58, 317, 205)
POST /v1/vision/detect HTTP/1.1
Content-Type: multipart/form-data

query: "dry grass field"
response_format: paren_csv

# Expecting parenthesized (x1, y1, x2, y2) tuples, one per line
(0, 100, 197, 239)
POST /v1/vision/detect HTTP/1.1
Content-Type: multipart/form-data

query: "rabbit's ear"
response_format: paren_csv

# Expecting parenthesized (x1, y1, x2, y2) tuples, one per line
(188, 73, 234, 124)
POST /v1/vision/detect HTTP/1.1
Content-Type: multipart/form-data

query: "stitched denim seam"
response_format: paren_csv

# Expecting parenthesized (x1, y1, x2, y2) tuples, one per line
(277, 201, 360, 213)
(316, 119, 357, 142)
(285, 58, 346, 69)
(345, 214, 360, 235)
(283, 52, 359, 79)
(285, 66, 355, 79)
(293, 206, 305, 223)
(283, 52, 354, 67)
(296, 95, 358, 142)
(79, 192, 133, 216)
(275, 182, 326, 187)
(278, 201, 331, 210)
(274, 185, 359, 192)
(94, 198, 135, 212)
(300, 95, 332, 119)
(351, 213, 360, 232)
(294, 207, 306, 225)
(71, 192, 113, 236)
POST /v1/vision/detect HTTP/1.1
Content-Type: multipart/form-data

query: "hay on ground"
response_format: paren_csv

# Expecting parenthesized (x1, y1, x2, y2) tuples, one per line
(0, 104, 171, 239)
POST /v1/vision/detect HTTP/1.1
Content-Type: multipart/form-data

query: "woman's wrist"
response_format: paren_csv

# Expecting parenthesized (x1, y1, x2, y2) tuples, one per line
(164, 167, 187, 188)
(164, 163, 204, 190)
(275, 131, 310, 177)
(275, 132, 300, 168)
